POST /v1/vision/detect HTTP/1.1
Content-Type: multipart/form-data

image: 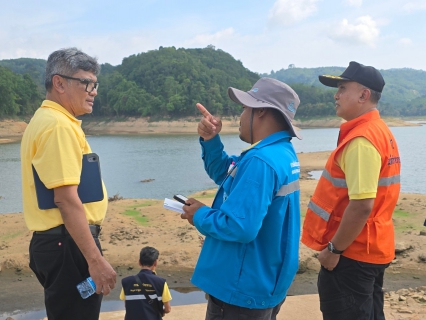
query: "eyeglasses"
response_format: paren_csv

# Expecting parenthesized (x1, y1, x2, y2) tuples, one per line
(54, 74, 99, 93)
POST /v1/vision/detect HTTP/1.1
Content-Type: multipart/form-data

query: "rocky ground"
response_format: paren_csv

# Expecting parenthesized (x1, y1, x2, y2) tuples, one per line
(385, 287, 426, 319)
(1, 172, 426, 318)
(1, 118, 426, 319)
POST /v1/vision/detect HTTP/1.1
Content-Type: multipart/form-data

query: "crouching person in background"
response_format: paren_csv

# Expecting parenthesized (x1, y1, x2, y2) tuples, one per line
(120, 246, 172, 319)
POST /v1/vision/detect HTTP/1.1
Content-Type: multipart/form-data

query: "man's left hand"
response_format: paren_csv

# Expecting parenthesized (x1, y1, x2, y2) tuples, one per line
(318, 247, 341, 271)
(180, 198, 207, 226)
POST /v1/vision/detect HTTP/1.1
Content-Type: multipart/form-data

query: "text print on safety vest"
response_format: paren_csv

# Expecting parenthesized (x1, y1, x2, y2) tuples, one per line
(290, 161, 300, 175)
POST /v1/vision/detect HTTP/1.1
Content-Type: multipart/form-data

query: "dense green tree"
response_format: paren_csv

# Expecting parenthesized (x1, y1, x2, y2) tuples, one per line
(100, 63, 116, 76)
(286, 84, 336, 118)
(92, 46, 259, 117)
(2, 49, 426, 118)
(0, 66, 42, 118)
(266, 66, 426, 110)
(0, 58, 46, 91)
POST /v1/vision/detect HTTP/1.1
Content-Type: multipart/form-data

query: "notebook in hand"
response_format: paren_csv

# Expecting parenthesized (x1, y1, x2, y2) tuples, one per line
(163, 198, 185, 214)
(32, 153, 104, 210)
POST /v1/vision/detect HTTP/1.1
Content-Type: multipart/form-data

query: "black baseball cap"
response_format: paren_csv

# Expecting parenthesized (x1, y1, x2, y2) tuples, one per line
(318, 61, 385, 93)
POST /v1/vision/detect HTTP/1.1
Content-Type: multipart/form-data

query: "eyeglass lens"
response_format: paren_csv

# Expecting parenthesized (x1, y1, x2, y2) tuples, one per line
(86, 82, 99, 93)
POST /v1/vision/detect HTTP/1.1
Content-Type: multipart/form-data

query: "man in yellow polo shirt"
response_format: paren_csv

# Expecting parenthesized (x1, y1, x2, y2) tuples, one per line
(20, 48, 116, 320)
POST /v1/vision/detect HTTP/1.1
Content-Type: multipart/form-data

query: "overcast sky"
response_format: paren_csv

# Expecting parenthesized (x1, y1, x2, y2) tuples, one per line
(1, 0, 425, 73)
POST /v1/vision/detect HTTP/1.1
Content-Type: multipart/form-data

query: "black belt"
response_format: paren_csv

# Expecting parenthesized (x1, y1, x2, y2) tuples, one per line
(35, 224, 101, 237)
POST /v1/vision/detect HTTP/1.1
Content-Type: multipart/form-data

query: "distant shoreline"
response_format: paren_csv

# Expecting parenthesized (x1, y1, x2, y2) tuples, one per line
(0, 117, 420, 144)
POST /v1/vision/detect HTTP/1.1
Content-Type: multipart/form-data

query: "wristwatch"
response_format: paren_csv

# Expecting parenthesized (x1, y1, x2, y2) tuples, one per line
(327, 242, 344, 254)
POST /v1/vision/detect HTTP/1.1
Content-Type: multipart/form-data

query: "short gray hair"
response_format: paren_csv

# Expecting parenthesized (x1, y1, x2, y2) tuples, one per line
(361, 85, 381, 104)
(45, 47, 100, 91)
(368, 89, 381, 104)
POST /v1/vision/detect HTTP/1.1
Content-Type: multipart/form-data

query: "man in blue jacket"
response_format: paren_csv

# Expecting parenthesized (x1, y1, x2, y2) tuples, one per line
(181, 78, 302, 320)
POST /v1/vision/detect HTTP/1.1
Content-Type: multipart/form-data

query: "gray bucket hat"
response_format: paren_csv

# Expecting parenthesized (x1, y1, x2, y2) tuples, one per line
(228, 77, 301, 139)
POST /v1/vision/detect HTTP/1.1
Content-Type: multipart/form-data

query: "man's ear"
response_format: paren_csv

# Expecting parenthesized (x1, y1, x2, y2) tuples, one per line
(257, 108, 267, 118)
(360, 88, 371, 103)
(51, 74, 66, 93)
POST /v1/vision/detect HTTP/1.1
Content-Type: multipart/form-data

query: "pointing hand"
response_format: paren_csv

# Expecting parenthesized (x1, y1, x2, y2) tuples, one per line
(196, 103, 222, 140)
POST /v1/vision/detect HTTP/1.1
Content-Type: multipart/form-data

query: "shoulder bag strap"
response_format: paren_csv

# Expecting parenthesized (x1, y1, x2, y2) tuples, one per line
(133, 275, 164, 318)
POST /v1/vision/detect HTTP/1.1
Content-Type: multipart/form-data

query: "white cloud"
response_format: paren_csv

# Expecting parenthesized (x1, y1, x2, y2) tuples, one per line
(186, 28, 236, 46)
(268, 0, 320, 26)
(403, 1, 426, 12)
(329, 16, 380, 47)
(399, 38, 412, 46)
(345, 0, 363, 7)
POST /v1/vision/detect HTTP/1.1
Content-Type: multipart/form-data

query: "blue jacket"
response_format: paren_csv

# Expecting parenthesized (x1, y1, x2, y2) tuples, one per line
(192, 131, 301, 309)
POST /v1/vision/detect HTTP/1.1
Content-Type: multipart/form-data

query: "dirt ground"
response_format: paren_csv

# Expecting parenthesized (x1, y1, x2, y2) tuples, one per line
(1, 151, 426, 318)
(0, 116, 418, 145)
(1, 118, 426, 318)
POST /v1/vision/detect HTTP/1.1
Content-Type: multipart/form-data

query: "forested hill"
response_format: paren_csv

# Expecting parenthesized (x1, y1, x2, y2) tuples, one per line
(266, 66, 426, 116)
(0, 58, 46, 91)
(0, 65, 42, 117)
(97, 46, 259, 117)
(1, 47, 426, 119)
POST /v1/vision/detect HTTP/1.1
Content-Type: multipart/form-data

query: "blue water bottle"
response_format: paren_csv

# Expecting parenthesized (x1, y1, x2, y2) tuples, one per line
(76, 276, 96, 299)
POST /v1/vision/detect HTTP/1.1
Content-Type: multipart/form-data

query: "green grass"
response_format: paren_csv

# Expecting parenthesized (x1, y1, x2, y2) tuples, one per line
(394, 222, 417, 233)
(129, 201, 157, 208)
(393, 209, 410, 218)
(393, 209, 422, 233)
(1, 231, 23, 241)
(122, 209, 149, 225)
(121, 201, 157, 225)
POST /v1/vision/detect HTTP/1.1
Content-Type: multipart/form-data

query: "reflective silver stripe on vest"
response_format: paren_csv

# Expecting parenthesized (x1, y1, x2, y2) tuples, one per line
(125, 294, 162, 301)
(308, 201, 330, 222)
(378, 175, 400, 186)
(126, 295, 146, 300)
(323, 170, 400, 188)
(276, 180, 300, 197)
(230, 167, 238, 178)
(322, 170, 347, 188)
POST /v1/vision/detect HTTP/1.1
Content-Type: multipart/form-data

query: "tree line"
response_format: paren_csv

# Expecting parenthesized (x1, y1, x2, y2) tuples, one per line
(93, 46, 259, 118)
(269, 65, 426, 117)
(1, 47, 426, 119)
(0, 65, 42, 117)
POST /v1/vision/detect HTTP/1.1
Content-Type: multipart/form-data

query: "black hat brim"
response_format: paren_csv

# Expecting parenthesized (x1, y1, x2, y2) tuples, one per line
(318, 75, 351, 88)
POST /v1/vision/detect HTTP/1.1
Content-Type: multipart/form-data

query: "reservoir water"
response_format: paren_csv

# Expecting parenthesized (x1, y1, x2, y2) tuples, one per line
(0, 288, 207, 320)
(0, 125, 425, 214)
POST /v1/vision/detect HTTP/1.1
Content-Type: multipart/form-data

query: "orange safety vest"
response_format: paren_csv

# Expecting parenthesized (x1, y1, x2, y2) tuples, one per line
(301, 110, 401, 264)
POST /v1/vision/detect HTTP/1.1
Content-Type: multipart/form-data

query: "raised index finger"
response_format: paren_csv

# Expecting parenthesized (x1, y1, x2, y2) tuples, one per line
(196, 103, 212, 118)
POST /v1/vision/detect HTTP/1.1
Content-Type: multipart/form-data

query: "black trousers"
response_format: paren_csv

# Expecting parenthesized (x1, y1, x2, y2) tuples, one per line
(318, 255, 389, 320)
(29, 231, 103, 320)
(205, 295, 285, 320)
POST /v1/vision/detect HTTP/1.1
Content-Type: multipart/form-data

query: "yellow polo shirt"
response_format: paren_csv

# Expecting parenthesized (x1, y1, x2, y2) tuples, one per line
(20, 100, 108, 231)
(336, 137, 381, 200)
(119, 276, 172, 303)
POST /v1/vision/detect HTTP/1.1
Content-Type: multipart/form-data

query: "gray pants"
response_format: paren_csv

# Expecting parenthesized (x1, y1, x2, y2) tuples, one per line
(205, 295, 285, 320)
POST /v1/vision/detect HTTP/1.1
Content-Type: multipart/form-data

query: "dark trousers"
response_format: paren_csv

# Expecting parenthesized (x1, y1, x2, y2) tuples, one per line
(29, 232, 103, 320)
(318, 255, 389, 320)
(205, 295, 285, 320)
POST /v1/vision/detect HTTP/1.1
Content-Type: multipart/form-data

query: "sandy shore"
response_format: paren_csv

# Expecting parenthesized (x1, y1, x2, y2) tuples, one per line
(1, 118, 426, 319)
(1, 150, 426, 319)
(0, 116, 419, 144)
